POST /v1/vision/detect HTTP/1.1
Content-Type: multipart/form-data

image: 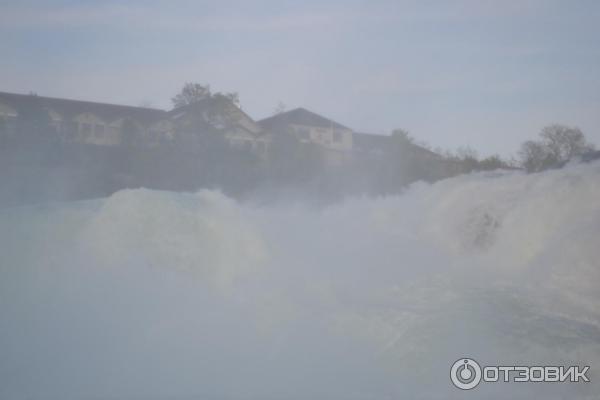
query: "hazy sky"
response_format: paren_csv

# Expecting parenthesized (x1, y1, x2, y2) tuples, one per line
(1, 0, 599, 156)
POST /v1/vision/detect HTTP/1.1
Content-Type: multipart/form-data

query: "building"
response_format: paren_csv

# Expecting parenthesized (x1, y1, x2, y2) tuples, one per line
(258, 107, 353, 165)
(0, 91, 167, 146)
(352, 132, 390, 157)
(1, 91, 449, 169)
(353, 131, 444, 160)
(0, 91, 267, 155)
(1, 92, 357, 165)
(168, 95, 268, 156)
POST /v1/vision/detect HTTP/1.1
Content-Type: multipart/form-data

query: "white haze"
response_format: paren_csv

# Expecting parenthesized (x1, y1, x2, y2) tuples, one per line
(1, 162, 599, 399)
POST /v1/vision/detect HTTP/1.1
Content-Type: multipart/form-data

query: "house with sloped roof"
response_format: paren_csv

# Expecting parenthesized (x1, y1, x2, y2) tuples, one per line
(0, 91, 167, 146)
(0, 91, 267, 153)
(258, 107, 353, 165)
(168, 94, 268, 156)
(353, 131, 444, 160)
(352, 132, 390, 156)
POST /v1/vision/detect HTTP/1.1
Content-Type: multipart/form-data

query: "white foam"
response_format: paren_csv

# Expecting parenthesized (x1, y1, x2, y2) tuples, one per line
(1, 163, 599, 399)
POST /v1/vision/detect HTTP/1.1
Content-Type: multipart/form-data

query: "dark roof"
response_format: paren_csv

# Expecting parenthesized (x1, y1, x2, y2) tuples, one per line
(353, 132, 442, 159)
(0, 91, 167, 124)
(353, 132, 390, 152)
(258, 107, 351, 131)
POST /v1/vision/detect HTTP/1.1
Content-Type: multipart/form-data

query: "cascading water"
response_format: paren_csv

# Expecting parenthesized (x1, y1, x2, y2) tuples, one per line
(1, 162, 599, 399)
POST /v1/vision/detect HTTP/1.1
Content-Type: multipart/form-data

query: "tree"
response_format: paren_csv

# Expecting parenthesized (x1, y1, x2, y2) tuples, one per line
(454, 146, 479, 172)
(172, 83, 211, 108)
(456, 146, 478, 161)
(273, 101, 286, 115)
(478, 154, 510, 171)
(390, 128, 413, 144)
(540, 124, 594, 161)
(518, 140, 553, 172)
(172, 83, 242, 110)
(518, 124, 595, 172)
(219, 92, 240, 108)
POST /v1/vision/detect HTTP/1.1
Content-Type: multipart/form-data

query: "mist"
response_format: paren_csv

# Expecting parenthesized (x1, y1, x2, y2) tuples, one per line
(2, 1, 600, 398)
(0, 74, 599, 400)
(1, 161, 599, 399)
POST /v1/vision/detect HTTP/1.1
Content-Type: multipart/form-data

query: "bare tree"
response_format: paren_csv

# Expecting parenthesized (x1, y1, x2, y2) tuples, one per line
(172, 83, 211, 108)
(518, 140, 552, 172)
(456, 146, 479, 161)
(454, 146, 479, 172)
(519, 124, 595, 172)
(540, 124, 594, 161)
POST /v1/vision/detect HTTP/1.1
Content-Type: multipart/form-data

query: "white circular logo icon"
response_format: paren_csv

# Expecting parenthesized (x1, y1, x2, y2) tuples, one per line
(450, 358, 482, 390)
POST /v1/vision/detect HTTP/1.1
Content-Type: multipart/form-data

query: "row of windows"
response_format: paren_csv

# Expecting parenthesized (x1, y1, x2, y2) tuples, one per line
(294, 127, 345, 144)
(77, 123, 177, 143)
(79, 122, 112, 138)
(231, 138, 268, 153)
